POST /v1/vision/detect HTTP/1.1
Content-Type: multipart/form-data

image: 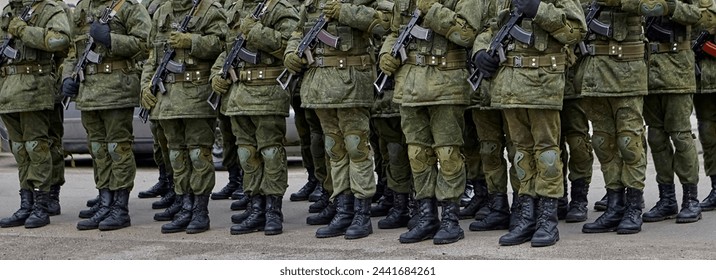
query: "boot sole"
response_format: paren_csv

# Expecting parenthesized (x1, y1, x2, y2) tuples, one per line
(78, 212, 96, 219)
(565, 216, 588, 223)
(210, 195, 231, 200)
(642, 214, 676, 223)
(186, 227, 209, 234)
(399, 234, 434, 244)
(676, 213, 702, 223)
(265, 229, 283, 235)
(24, 222, 50, 229)
(531, 236, 559, 247)
(582, 227, 617, 233)
(616, 228, 641, 234)
(99, 222, 131, 231)
(469, 223, 509, 231)
(77, 224, 99, 230)
(153, 216, 175, 222)
(498, 237, 531, 246)
(289, 196, 309, 201)
(138, 193, 162, 199)
(433, 232, 464, 245)
(593, 205, 607, 211)
(0, 223, 25, 228)
(162, 227, 188, 234)
(151, 203, 172, 210)
(316, 231, 345, 238)
(230, 228, 262, 235)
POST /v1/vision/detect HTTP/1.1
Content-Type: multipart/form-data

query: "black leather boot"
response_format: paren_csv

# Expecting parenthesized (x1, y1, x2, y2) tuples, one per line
(617, 188, 643, 234)
(25, 191, 51, 229)
(531, 197, 559, 247)
(309, 182, 324, 203)
(583, 188, 625, 233)
(434, 201, 464, 245)
(509, 192, 521, 231)
(308, 187, 329, 213)
(154, 194, 184, 221)
(230, 195, 266, 235)
(152, 178, 176, 209)
(469, 193, 510, 231)
(699, 175, 716, 211)
(307, 200, 337, 225)
(372, 177, 386, 203)
(557, 181, 568, 220)
(99, 188, 131, 231)
(565, 178, 589, 223)
(676, 184, 702, 223)
(290, 169, 318, 201)
(79, 191, 103, 219)
(316, 192, 354, 238)
(138, 164, 170, 198)
(345, 198, 372, 239)
(230, 195, 251, 211)
(499, 195, 536, 246)
(231, 168, 245, 200)
(594, 193, 607, 211)
(86, 194, 99, 208)
(48, 185, 61, 216)
(458, 179, 488, 220)
(370, 188, 394, 217)
(186, 194, 210, 234)
(460, 180, 475, 207)
(77, 189, 113, 230)
(231, 195, 254, 224)
(0, 189, 34, 228)
(161, 194, 194, 234)
(264, 195, 284, 235)
(378, 192, 410, 229)
(642, 183, 678, 222)
(399, 198, 440, 243)
(211, 165, 242, 200)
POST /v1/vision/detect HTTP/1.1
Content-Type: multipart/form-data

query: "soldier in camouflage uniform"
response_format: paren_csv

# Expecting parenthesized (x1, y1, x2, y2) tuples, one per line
(474, 0, 586, 247)
(694, 2, 716, 211)
(0, 0, 70, 229)
(141, 0, 227, 234)
(62, 0, 150, 231)
(379, 0, 482, 245)
(459, 110, 489, 218)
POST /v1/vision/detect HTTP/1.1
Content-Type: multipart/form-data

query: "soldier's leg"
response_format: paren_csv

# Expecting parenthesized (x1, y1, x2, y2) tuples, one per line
(212, 113, 244, 200)
(159, 119, 193, 234)
(184, 118, 216, 234)
(256, 115, 288, 235)
(371, 120, 387, 202)
(137, 120, 171, 199)
(289, 96, 319, 201)
(614, 96, 646, 234)
(306, 107, 329, 203)
(230, 115, 265, 233)
(642, 95, 679, 222)
(150, 120, 177, 210)
(79, 110, 114, 225)
(99, 108, 135, 231)
(48, 104, 64, 215)
(373, 116, 412, 228)
(462, 110, 484, 207)
(694, 94, 716, 210)
(562, 99, 594, 222)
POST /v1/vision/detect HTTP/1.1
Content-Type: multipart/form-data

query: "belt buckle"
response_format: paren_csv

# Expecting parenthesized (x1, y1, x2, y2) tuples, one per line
(166, 73, 176, 83)
(609, 42, 623, 58)
(513, 56, 523, 68)
(415, 54, 425, 66)
(649, 43, 659, 54)
(315, 56, 324, 67)
(86, 64, 97, 75)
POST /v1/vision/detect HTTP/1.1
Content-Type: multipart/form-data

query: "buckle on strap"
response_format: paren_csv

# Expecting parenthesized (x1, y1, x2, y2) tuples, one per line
(513, 56, 523, 68)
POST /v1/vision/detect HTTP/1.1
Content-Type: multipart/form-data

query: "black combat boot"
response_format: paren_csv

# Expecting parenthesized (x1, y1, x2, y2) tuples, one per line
(582, 188, 625, 233)
(307, 200, 337, 225)
(230, 195, 251, 211)
(345, 198, 372, 239)
(264, 195, 284, 235)
(531, 197, 560, 247)
(509, 192, 521, 231)
(316, 192, 354, 238)
(186, 194, 210, 234)
(434, 201, 464, 245)
(77, 188, 113, 230)
(231, 168, 245, 200)
(469, 193, 510, 231)
(290, 169, 318, 201)
(0, 189, 34, 228)
(309, 183, 325, 203)
(642, 183, 678, 222)
(99, 188, 131, 231)
(699, 175, 716, 211)
(230, 195, 266, 234)
(676, 184, 702, 223)
(400, 198, 440, 243)
(161, 194, 194, 234)
(407, 196, 420, 230)
(378, 192, 411, 229)
(86, 194, 99, 208)
(308, 187, 329, 213)
(458, 179, 488, 220)
(557, 181, 568, 220)
(565, 178, 589, 223)
(371, 177, 387, 203)
(152, 178, 176, 209)
(79, 190, 104, 219)
(370, 188, 394, 217)
(211, 165, 242, 200)
(138, 164, 170, 198)
(499, 195, 536, 246)
(460, 179, 475, 207)
(231, 195, 253, 224)
(594, 193, 608, 211)
(617, 188, 643, 234)
(25, 190, 51, 228)
(154, 194, 184, 221)
(48, 185, 61, 216)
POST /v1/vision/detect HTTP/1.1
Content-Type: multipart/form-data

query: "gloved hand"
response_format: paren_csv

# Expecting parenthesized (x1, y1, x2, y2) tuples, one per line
(513, 0, 541, 18)
(211, 76, 232, 95)
(239, 15, 259, 37)
(473, 50, 500, 78)
(90, 21, 112, 48)
(323, 1, 342, 20)
(141, 86, 157, 110)
(284, 52, 307, 74)
(61, 78, 79, 97)
(168, 31, 193, 49)
(416, 0, 438, 14)
(8, 17, 27, 38)
(639, 0, 674, 17)
(378, 54, 400, 76)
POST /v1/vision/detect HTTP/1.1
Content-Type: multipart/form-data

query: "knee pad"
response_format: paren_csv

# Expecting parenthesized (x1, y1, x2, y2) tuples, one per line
(189, 147, 212, 172)
(647, 127, 669, 153)
(434, 146, 464, 176)
(261, 145, 286, 175)
(565, 134, 593, 164)
(169, 149, 188, 174)
(591, 132, 615, 163)
(618, 132, 644, 164)
(344, 131, 370, 162)
(698, 121, 716, 148)
(11, 141, 27, 165)
(108, 142, 132, 163)
(238, 145, 261, 173)
(387, 142, 406, 165)
(407, 144, 436, 174)
(25, 141, 50, 163)
(671, 132, 696, 153)
(90, 141, 108, 161)
(513, 150, 535, 181)
(536, 149, 562, 179)
(324, 133, 346, 161)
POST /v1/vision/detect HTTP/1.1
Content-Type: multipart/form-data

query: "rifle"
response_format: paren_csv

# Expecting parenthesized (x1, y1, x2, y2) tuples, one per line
(61, 0, 118, 109)
(693, 30, 716, 77)
(373, 9, 431, 95)
(577, 1, 613, 55)
(466, 9, 534, 91)
(645, 16, 674, 43)
(207, 0, 268, 110)
(275, 13, 340, 90)
(0, 0, 38, 66)
(139, 0, 200, 123)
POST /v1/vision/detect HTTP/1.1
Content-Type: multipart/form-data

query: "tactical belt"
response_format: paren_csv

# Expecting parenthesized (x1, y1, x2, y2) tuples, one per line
(0, 64, 53, 77)
(84, 61, 132, 75)
(403, 51, 466, 70)
(310, 54, 372, 69)
(583, 42, 645, 60)
(648, 41, 690, 54)
(165, 69, 211, 84)
(236, 67, 284, 85)
(502, 54, 566, 71)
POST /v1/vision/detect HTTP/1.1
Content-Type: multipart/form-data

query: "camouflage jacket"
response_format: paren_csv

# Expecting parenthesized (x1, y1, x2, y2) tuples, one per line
(475, 0, 586, 110)
(62, 0, 150, 111)
(141, 0, 228, 120)
(145, 0, 169, 16)
(211, 0, 298, 116)
(694, 0, 716, 94)
(0, 0, 71, 114)
(370, 0, 399, 118)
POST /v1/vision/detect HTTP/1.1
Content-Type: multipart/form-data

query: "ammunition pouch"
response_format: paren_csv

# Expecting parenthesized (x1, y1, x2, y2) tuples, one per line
(403, 50, 466, 70)
(502, 54, 566, 71)
(0, 63, 53, 77)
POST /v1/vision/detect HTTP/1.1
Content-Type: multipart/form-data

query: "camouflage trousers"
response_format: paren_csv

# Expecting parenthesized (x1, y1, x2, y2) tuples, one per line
(694, 94, 716, 176)
(584, 96, 646, 191)
(471, 109, 518, 194)
(292, 95, 331, 194)
(372, 116, 412, 194)
(49, 103, 65, 187)
(643, 94, 699, 185)
(231, 115, 288, 197)
(150, 120, 172, 177)
(560, 99, 594, 184)
(315, 108, 376, 200)
(218, 113, 239, 169)
(1, 110, 53, 192)
(463, 110, 484, 184)
(401, 105, 466, 202)
(160, 118, 216, 195)
(82, 108, 136, 191)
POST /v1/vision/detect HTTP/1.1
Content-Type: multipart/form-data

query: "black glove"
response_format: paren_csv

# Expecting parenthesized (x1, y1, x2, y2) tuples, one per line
(473, 50, 500, 78)
(90, 21, 111, 48)
(61, 78, 79, 97)
(513, 0, 540, 18)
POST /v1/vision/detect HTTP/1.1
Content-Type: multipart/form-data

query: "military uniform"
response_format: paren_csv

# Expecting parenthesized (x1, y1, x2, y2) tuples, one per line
(694, 1, 716, 210)
(0, 0, 71, 229)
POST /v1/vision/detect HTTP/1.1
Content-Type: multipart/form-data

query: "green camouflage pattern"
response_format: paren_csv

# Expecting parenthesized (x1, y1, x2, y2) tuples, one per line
(560, 98, 593, 183)
(694, 94, 716, 176)
(144, 0, 168, 16)
(82, 108, 136, 191)
(699, 54, 716, 94)
(232, 115, 288, 196)
(0, 110, 53, 192)
(372, 117, 413, 194)
(161, 118, 217, 195)
(471, 108, 519, 194)
(371, 0, 400, 117)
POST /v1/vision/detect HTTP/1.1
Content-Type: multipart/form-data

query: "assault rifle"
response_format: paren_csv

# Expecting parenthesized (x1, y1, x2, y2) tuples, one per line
(693, 30, 716, 77)
(276, 13, 340, 90)
(207, 0, 268, 110)
(645, 16, 675, 43)
(577, 1, 613, 55)
(467, 10, 534, 91)
(61, 0, 118, 109)
(139, 0, 200, 123)
(0, 0, 37, 66)
(373, 9, 431, 95)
